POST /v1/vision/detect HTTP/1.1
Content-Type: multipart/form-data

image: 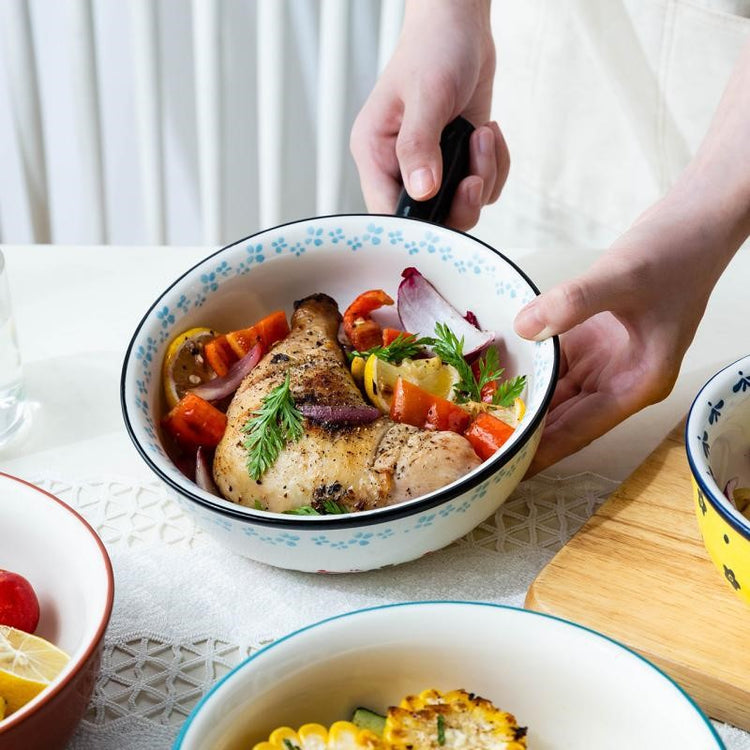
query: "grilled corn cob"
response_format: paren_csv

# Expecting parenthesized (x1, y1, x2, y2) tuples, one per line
(253, 720, 382, 750)
(383, 689, 527, 749)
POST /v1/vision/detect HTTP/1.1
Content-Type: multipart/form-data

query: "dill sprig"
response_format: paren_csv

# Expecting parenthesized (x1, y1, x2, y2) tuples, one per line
(349, 332, 436, 364)
(437, 714, 446, 746)
(242, 373, 303, 480)
(432, 322, 526, 405)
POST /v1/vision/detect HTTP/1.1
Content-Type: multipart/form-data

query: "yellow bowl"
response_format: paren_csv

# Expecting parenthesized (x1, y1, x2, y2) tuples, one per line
(686, 354, 750, 605)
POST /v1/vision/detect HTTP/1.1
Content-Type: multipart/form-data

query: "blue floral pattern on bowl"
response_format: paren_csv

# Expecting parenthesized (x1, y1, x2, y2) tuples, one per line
(122, 215, 557, 572)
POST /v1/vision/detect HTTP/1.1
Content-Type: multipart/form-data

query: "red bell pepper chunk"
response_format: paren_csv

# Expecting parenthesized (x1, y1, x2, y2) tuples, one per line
(225, 310, 290, 358)
(389, 378, 471, 434)
(162, 392, 227, 448)
(204, 334, 238, 377)
(343, 289, 394, 351)
(464, 412, 515, 461)
(382, 327, 414, 347)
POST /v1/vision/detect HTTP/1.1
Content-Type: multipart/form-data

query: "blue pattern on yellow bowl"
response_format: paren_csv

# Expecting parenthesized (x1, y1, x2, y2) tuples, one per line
(686, 354, 750, 605)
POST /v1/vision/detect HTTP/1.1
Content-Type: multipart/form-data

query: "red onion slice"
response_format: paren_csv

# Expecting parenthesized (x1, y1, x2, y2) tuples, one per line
(300, 404, 380, 424)
(724, 476, 739, 508)
(397, 267, 495, 357)
(191, 343, 263, 401)
(195, 446, 219, 495)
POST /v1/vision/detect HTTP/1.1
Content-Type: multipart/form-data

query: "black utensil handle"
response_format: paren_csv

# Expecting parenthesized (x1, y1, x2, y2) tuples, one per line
(394, 115, 475, 225)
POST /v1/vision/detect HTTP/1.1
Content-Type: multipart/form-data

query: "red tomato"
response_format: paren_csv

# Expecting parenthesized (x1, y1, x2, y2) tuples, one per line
(0, 569, 40, 633)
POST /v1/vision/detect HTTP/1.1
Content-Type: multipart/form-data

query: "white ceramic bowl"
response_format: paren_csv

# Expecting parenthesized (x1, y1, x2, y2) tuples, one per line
(686, 354, 750, 605)
(174, 601, 722, 749)
(121, 215, 559, 572)
(0, 472, 114, 750)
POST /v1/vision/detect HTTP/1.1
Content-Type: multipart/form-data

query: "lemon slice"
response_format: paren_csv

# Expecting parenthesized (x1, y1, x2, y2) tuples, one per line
(350, 355, 366, 385)
(490, 396, 526, 428)
(364, 354, 460, 413)
(0, 695, 6, 720)
(162, 326, 219, 409)
(0, 626, 70, 715)
(463, 396, 526, 428)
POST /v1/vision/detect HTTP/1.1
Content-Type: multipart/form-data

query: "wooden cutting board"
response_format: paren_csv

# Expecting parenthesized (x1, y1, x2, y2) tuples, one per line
(525, 421, 750, 731)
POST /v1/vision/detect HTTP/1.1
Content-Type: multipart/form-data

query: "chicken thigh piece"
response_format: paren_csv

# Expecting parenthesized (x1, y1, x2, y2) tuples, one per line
(212, 293, 481, 512)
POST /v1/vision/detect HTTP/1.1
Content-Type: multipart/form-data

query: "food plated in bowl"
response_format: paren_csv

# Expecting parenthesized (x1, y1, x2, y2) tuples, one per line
(686, 354, 750, 605)
(0, 473, 114, 750)
(174, 601, 723, 749)
(121, 215, 559, 572)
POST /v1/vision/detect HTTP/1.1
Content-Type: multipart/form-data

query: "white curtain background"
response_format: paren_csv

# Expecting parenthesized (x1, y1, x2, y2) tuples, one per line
(1, 0, 750, 250)
(0, 0, 383, 246)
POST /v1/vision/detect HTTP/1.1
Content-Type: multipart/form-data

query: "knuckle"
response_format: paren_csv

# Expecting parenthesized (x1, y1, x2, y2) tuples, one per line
(557, 280, 591, 317)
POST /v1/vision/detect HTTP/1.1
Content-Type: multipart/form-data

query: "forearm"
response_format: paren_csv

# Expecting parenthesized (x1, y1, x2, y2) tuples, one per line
(657, 38, 750, 283)
(404, 0, 491, 23)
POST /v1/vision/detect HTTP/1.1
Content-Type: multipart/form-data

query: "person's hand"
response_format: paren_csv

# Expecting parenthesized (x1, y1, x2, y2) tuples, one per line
(350, 0, 509, 230)
(514, 36, 750, 475)
(514, 199, 729, 476)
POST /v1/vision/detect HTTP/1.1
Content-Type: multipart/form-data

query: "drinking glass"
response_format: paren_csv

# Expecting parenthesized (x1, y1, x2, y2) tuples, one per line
(0, 249, 27, 447)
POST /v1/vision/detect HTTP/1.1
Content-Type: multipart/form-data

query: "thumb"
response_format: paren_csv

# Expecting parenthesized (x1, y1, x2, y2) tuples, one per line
(514, 266, 629, 341)
(396, 88, 457, 200)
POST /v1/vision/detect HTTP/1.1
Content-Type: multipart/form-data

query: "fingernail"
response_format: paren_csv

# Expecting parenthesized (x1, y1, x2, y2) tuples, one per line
(514, 301, 552, 340)
(408, 167, 435, 198)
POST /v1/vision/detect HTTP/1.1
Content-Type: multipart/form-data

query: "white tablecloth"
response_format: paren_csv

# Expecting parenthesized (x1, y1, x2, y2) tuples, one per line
(1, 244, 748, 749)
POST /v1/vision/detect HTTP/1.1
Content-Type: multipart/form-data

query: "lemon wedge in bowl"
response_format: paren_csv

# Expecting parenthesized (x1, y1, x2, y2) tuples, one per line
(363, 354, 460, 413)
(162, 327, 219, 409)
(490, 396, 526, 428)
(0, 626, 70, 716)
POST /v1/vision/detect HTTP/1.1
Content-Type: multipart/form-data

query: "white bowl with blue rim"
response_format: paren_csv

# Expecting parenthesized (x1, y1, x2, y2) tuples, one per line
(121, 214, 559, 572)
(173, 601, 723, 749)
(686, 353, 750, 606)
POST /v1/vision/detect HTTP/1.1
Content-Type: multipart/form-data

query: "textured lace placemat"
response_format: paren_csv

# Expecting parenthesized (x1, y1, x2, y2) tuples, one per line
(26, 474, 748, 750)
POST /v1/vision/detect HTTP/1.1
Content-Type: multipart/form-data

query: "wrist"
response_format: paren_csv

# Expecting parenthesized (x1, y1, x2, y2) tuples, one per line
(404, 0, 492, 30)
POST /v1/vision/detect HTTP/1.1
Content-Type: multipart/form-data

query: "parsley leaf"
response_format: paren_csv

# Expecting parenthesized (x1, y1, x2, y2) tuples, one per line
(431, 322, 480, 403)
(242, 374, 303, 480)
(349, 332, 435, 364)
(492, 374, 527, 407)
(432, 322, 526, 406)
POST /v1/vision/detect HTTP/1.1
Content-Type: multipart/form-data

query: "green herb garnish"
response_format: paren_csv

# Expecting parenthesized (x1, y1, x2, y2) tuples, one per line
(242, 373, 303, 480)
(284, 506, 320, 516)
(432, 322, 478, 402)
(432, 322, 526, 405)
(437, 713, 446, 745)
(492, 374, 527, 407)
(283, 740, 301, 750)
(349, 332, 436, 364)
(284, 499, 348, 516)
(321, 499, 347, 514)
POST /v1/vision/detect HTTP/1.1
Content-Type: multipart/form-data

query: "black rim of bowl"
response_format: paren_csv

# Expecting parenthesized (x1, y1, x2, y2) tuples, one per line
(121, 213, 561, 530)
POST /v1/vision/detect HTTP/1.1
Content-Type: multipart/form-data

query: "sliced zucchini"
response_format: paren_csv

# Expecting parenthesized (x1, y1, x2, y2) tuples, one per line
(351, 707, 386, 736)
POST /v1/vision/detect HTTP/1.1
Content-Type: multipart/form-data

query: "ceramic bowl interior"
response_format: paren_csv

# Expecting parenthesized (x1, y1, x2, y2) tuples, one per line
(0, 473, 113, 737)
(175, 601, 721, 750)
(122, 215, 558, 526)
(686, 354, 750, 601)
